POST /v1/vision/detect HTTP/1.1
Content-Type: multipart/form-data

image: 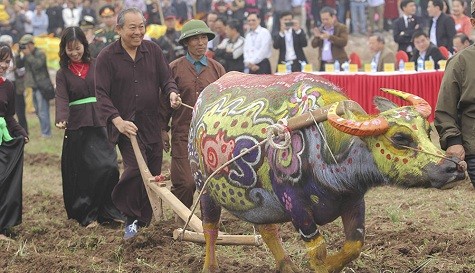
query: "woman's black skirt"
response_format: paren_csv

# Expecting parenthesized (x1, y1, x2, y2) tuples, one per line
(62, 127, 124, 226)
(0, 137, 25, 233)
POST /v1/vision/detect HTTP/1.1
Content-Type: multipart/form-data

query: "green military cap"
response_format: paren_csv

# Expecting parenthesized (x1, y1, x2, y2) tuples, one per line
(99, 5, 115, 17)
(178, 19, 215, 45)
(19, 34, 34, 45)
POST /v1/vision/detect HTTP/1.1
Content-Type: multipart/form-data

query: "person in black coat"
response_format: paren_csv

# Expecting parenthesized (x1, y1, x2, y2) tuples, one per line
(410, 31, 446, 70)
(427, 0, 456, 52)
(392, 0, 424, 58)
(273, 11, 308, 72)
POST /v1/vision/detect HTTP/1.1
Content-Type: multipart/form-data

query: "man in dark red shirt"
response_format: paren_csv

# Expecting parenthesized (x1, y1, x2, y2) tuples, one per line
(95, 7, 181, 240)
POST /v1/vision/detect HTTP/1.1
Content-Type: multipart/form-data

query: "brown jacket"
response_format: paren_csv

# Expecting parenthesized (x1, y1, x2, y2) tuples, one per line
(168, 56, 226, 158)
(55, 59, 105, 130)
(311, 22, 349, 69)
(0, 80, 27, 138)
(95, 39, 179, 144)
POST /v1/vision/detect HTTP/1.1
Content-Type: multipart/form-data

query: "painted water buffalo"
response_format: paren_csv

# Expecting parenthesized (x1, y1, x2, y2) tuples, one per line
(188, 72, 466, 273)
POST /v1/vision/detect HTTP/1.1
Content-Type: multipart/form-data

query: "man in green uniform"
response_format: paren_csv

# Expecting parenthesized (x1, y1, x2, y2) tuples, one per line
(89, 5, 119, 58)
(434, 0, 475, 187)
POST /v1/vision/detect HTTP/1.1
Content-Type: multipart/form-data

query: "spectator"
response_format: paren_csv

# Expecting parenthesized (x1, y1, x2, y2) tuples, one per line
(154, 15, 184, 63)
(23, 2, 34, 35)
(393, 0, 423, 59)
(368, 34, 396, 71)
(123, 0, 147, 13)
(55, 26, 125, 228)
(10, 1, 27, 43)
(215, 18, 245, 72)
(311, 7, 349, 71)
(427, 0, 456, 53)
(80, 0, 97, 23)
(273, 11, 308, 72)
(367, 0, 384, 33)
(243, 13, 272, 74)
(95, 7, 180, 240)
(20, 34, 52, 138)
(453, 32, 472, 53)
(451, 0, 472, 36)
(0, 1, 14, 40)
(349, 0, 367, 35)
(172, 0, 188, 23)
(161, 0, 177, 21)
(271, 0, 292, 37)
(410, 30, 446, 70)
(63, 0, 81, 28)
(215, 0, 230, 20)
(88, 5, 119, 58)
(146, 1, 162, 25)
(230, 0, 246, 23)
(31, 3, 49, 36)
(46, 0, 65, 37)
(435, 1, 475, 188)
(166, 19, 226, 209)
(0, 42, 29, 241)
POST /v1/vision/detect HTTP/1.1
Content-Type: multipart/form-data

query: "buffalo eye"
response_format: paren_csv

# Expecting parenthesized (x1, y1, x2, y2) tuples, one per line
(391, 133, 413, 148)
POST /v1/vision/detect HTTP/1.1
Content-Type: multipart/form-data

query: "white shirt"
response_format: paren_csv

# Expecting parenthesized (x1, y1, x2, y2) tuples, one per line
(24, 10, 34, 34)
(62, 7, 81, 27)
(243, 25, 272, 65)
(430, 16, 439, 46)
(281, 29, 297, 61)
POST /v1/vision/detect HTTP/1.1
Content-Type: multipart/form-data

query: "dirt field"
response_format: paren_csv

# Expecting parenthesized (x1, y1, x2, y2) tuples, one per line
(2, 33, 475, 273)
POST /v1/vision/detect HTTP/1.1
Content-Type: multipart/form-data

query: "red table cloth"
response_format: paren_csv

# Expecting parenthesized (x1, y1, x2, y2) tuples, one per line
(313, 71, 445, 121)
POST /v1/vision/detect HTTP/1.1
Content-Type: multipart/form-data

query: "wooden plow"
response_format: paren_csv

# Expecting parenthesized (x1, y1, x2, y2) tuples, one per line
(130, 135, 262, 246)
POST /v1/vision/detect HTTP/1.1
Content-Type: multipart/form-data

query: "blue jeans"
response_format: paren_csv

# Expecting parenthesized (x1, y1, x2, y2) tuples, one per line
(350, 1, 367, 34)
(33, 89, 51, 137)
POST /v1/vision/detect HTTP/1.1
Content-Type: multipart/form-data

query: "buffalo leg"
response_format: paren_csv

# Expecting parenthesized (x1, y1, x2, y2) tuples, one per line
(324, 200, 365, 273)
(256, 224, 300, 273)
(200, 193, 221, 273)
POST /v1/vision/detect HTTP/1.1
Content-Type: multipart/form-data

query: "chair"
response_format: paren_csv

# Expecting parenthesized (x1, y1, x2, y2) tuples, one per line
(349, 52, 362, 69)
(438, 46, 450, 59)
(395, 50, 409, 63)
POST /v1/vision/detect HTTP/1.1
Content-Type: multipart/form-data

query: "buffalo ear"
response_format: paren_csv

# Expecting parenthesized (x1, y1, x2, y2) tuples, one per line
(373, 96, 398, 113)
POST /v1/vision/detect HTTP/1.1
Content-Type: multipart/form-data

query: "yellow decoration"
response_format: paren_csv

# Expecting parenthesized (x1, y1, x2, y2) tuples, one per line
(438, 60, 447, 71)
(33, 35, 61, 70)
(146, 24, 167, 39)
(325, 63, 335, 72)
(349, 64, 358, 72)
(404, 62, 415, 71)
(363, 63, 372, 72)
(303, 64, 313, 72)
(277, 64, 287, 73)
(383, 63, 395, 72)
(424, 60, 435, 70)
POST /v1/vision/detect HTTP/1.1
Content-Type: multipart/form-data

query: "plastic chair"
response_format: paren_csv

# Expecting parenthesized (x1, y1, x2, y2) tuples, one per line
(395, 50, 409, 63)
(349, 52, 362, 69)
(438, 46, 450, 59)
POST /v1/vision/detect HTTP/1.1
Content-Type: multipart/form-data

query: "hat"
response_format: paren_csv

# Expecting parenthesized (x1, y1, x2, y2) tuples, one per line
(19, 34, 34, 45)
(99, 5, 115, 17)
(164, 15, 176, 20)
(79, 15, 95, 29)
(178, 19, 215, 45)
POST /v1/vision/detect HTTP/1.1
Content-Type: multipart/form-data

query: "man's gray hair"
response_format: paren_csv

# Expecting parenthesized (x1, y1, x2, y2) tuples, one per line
(116, 7, 146, 27)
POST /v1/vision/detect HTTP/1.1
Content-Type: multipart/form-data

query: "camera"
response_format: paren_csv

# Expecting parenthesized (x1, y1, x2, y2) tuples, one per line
(284, 21, 294, 28)
(19, 44, 27, 50)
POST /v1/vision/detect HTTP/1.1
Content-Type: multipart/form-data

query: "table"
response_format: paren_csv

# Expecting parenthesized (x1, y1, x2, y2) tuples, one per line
(313, 71, 445, 121)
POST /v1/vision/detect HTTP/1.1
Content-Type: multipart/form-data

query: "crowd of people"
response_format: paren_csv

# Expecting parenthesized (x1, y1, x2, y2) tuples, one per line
(1, 0, 475, 242)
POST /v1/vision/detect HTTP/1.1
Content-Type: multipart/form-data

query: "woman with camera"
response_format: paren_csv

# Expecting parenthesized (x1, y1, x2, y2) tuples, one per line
(0, 42, 29, 241)
(55, 27, 125, 228)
